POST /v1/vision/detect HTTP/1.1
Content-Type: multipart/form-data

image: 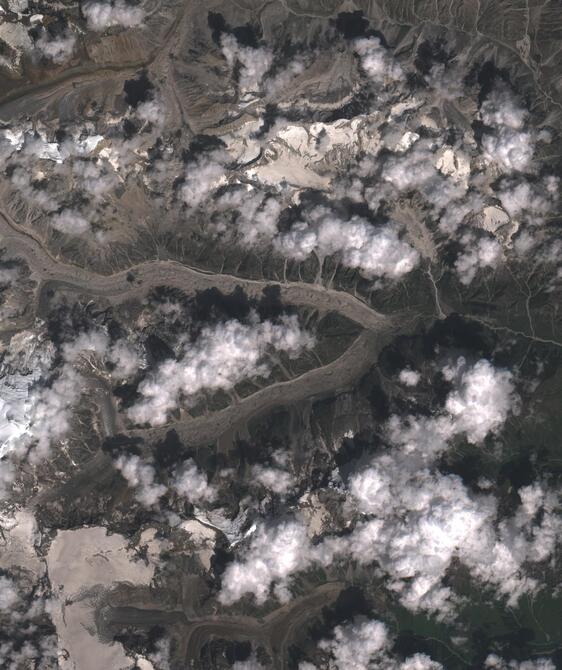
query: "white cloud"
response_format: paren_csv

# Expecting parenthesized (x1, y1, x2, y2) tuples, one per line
(61, 330, 109, 363)
(442, 357, 517, 444)
(485, 655, 555, 670)
(127, 314, 314, 426)
(274, 207, 419, 280)
(0, 267, 20, 286)
(251, 464, 294, 495)
(232, 655, 267, 670)
(348, 458, 495, 616)
(219, 459, 558, 620)
(181, 150, 228, 208)
(136, 100, 165, 127)
(387, 356, 517, 456)
(497, 176, 559, 223)
(146, 638, 170, 670)
(353, 37, 404, 83)
(107, 340, 143, 379)
(214, 359, 520, 614)
(219, 520, 313, 605)
(438, 193, 484, 234)
(220, 34, 273, 92)
(171, 460, 216, 504)
(342, 358, 540, 617)
(344, 373, 557, 619)
(347, 460, 562, 616)
(381, 142, 468, 214)
(455, 235, 503, 285)
(35, 30, 76, 63)
(480, 85, 534, 173)
(27, 364, 84, 460)
(400, 655, 444, 670)
(0, 461, 16, 499)
(0, 331, 54, 463)
(318, 619, 443, 670)
(83, 1, 145, 31)
(381, 145, 438, 192)
(62, 329, 142, 380)
(480, 86, 527, 130)
(0, 576, 19, 611)
(399, 369, 420, 387)
(214, 187, 281, 246)
(0, 329, 141, 473)
(50, 209, 91, 235)
(66, 158, 118, 200)
(482, 129, 534, 173)
(114, 454, 166, 507)
(424, 63, 464, 101)
(319, 619, 390, 670)
(265, 56, 306, 97)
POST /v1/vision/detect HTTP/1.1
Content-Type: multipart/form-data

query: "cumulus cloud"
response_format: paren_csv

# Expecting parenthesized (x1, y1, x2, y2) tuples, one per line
(107, 340, 143, 379)
(348, 459, 561, 616)
(319, 619, 390, 670)
(274, 206, 419, 280)
(424, 63, 464, 101)
(83, 0, 145, 31)
(49, 209, 91, 235)
(61, 329, 142, 379)
(0, 461, 16, 499)
(114, 454, 166, 507)
(232, 655, 267, 670)
(219, 520, 313, 605)
(485, 655, 555, 670)
(480, 86, 534, 173)
(480, 86, 528, 130)
(127, 314, 314, 426)
(0, 328, 141, 475)
(27, 364, 84, 460)
(181, 150, 228, 208)
(348, 461, 495, 615)
(455, 235, 503, 285)
(265, 56, 307, 97)
(0, 332, 55, 468)
(171, 460, 216, 505)
(214, 187, 281, 246)
(0, 267, 19, 286)
(497, 176, 559, 224)
(220, 34, 273, 92)
(482, 129, 534, 173)
(146, 638, 171, 670)
(251, 464, 295, 495)
(341, 358, 560, 618)
(389, 357, 517, 452)
(61, 331, 109, 363)
(136, 99, 166, 127)
(0, 576, 19, 611)
(218, 464, 559, 617)
(63, 157, 118, 200)
(380, 141, 468, 213)
(219, 358, 523, 614)
(441, 357, 517, 443)
(353, 37, 404, 83)
(399, 369, 420, 387)
(318, 619, 442, 670)
(35, 30, 76, 63)
(438, 192, 484, 234)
